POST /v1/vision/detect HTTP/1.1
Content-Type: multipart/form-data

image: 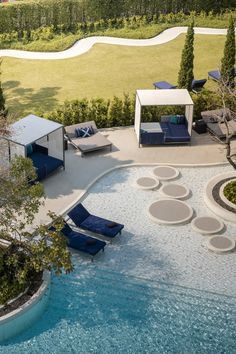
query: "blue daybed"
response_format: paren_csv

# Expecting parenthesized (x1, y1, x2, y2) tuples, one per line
(27, 143, 64, 181)
(140, 115, 190, 145)
(68, 203, 124, 238)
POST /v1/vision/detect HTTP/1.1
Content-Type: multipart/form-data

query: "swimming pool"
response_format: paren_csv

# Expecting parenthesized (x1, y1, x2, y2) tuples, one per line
(1, 264, 236, 353)
(1, 165, 236, 353)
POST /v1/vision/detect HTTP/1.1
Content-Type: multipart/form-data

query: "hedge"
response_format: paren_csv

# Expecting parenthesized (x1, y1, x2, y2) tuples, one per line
(43, 90, 236, 129)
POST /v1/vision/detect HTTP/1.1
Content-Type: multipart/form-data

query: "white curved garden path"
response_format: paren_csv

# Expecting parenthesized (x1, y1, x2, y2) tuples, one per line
(0, 27, 229, 60)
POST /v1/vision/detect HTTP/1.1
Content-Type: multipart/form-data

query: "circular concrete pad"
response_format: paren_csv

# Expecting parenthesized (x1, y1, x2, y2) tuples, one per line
(148, 199, 193, 225)
(191, 216, 224, 235)
(159, 183, 189, 199)
(152, 166, 179, 181)
(136, 177, 159, 190)
(207, 235, 235, 254)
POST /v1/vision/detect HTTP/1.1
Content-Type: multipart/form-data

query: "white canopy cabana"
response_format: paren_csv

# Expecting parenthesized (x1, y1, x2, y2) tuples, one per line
(1, 114, 65, 172)
(135, 89, 194, 145)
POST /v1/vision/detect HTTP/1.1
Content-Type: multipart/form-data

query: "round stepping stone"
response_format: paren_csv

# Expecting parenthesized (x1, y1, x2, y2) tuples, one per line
(152, 166, 179, 181)
(207, 235, 235, 254)
(136, 176, 159, 190)
(148, 199, 193, 225)
(191, 216, 224, 235)
(159, 183, 189, 199)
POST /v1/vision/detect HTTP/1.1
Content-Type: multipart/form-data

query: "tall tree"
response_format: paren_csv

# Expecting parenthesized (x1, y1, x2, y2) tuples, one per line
(178, 22, 194, 91)
(0, 156, 73, 304)
(0, 60, 6, 114)
(220, 16, 235, 88)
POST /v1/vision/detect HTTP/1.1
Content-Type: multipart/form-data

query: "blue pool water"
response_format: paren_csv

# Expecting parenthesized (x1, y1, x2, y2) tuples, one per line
(1, 261, 236, 354)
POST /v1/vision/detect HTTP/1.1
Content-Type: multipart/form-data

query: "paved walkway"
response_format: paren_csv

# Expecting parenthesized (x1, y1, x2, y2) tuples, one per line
(0, 27, 229, 60)
(36, 127, 236, 225)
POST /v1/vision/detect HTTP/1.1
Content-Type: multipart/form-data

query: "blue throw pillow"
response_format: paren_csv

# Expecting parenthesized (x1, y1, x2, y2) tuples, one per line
(26, 144, 33, 156)
(170, 115, 178, 124)
(176, 115, 185, 124)
(76, 126, 94, 138)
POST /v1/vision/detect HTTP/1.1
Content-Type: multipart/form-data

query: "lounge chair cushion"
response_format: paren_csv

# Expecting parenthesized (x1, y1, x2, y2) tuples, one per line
(68, 203, 90, 226)
(59, 222, 106, 256)
(66, 230, 106, 256)
(208, 70, 221, 81)
(80, 215, 124, 238)
(191, 79, 207, 92)
(153, 81, 177, 89)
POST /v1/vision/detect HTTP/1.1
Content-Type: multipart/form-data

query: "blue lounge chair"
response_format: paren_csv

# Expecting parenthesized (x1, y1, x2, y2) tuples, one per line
(59, 222, 106, 257)
(208, 68, 236, 82)
(208, 70, 221, 81)
(153, 81, 177, 89)
(191, 79, 207, 93)
(68, 203, 124, 238)
(153, 79, 206, 92)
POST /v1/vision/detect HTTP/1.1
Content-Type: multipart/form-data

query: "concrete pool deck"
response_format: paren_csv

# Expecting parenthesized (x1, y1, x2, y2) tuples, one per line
(36, 126, 236, 224)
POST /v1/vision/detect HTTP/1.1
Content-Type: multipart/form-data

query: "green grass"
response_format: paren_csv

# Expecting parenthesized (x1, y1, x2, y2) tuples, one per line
(2, 34, 225, 117)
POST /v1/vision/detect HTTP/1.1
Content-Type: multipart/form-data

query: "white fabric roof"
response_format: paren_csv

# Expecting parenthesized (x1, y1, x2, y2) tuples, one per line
(136, 89, 194, 106)
(8, 114, 63, 146)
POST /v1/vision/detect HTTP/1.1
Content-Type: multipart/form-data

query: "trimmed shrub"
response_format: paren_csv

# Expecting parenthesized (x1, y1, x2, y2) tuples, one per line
(223, 180, 236, 204)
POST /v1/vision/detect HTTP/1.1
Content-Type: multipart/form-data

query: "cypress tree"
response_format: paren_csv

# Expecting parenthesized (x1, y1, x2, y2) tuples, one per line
(0, 60, 6, 114)
(178, 22, 194, 91)
(221, 17, 235, 88)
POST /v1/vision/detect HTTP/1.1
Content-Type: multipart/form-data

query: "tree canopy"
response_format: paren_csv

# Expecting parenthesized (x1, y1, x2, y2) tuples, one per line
(0, 155, 73, 304)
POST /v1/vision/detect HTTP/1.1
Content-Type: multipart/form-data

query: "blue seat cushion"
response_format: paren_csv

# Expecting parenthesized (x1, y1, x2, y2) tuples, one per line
(68, 203, 91, 226)
(160, 122, 190, 142)
(208, 70, 220, 81)
(29, 152, 63, 180)
(65, 230, 106, 256)
(153, 81, 177, 89)
(80, 215, 124, 238)
(191, 79, 207, 90)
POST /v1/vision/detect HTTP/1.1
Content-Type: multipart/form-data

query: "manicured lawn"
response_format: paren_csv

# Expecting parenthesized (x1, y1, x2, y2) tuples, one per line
(2, 34, 225, 117)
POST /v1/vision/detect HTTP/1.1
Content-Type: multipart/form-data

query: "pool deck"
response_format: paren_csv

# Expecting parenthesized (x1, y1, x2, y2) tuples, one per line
(37, 127, 236, 224)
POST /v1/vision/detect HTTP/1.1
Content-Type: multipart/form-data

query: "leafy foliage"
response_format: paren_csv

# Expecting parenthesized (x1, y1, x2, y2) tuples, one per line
(178, 22, 194, 91)
(44, 90, 236, 127)
(0, 156, 73, 304)
(0, 3, 235, 48)
(221, 17, 235, 88)
(223, 180, 236, 204)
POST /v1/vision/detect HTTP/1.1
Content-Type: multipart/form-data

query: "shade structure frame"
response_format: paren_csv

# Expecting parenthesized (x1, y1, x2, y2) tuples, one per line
(134, 89, 194, 145)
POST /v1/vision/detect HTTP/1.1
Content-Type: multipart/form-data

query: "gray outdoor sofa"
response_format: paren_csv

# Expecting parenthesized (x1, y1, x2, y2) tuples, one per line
(201, 108, 236, 139)
(65, 121, 112, 156)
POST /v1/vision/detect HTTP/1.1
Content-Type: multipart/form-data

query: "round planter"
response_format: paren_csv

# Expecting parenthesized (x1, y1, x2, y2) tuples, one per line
(0, 271, 50, 342)
(219, 179, 236, 210)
